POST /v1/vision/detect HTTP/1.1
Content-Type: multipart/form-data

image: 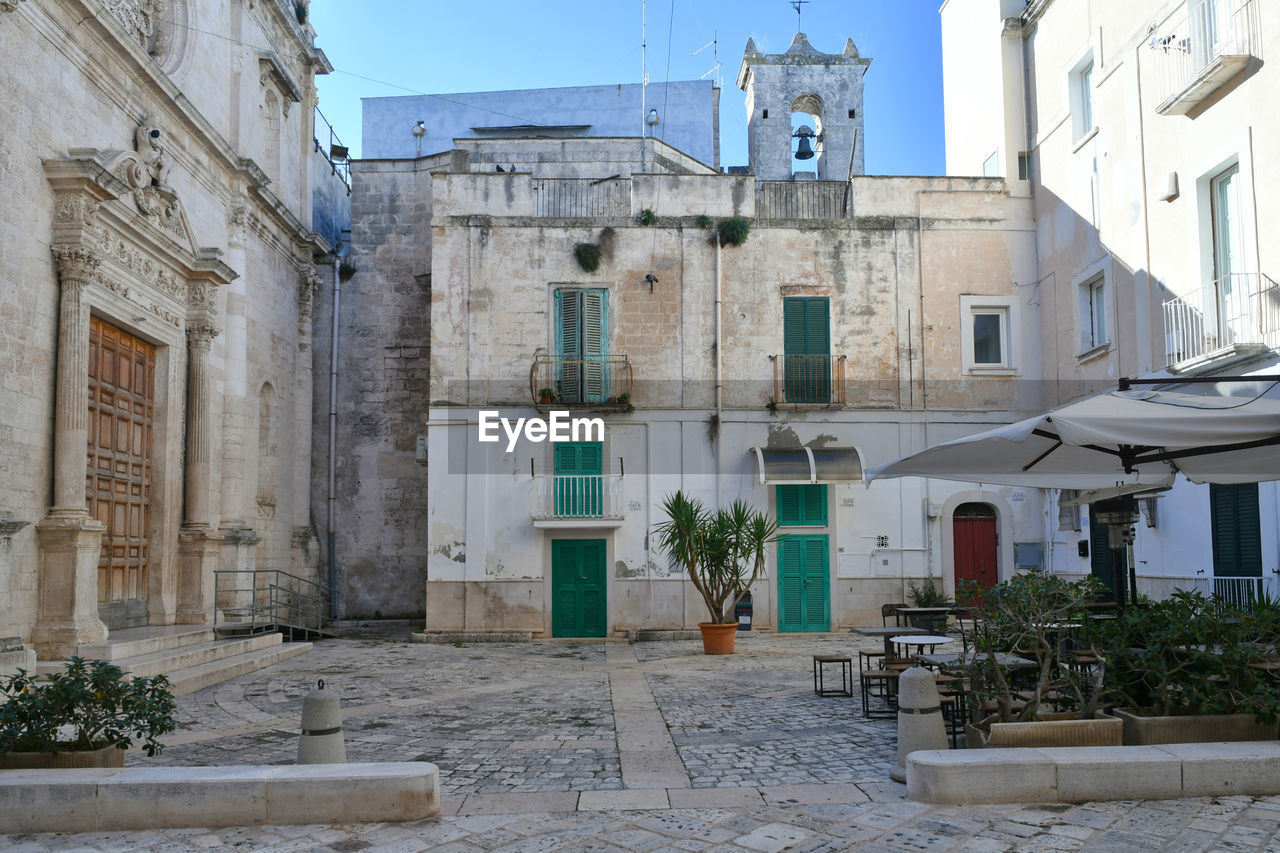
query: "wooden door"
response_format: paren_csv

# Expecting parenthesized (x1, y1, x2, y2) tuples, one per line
(88, 317, 155, 629)
(954, 517, 997, 591)
(551, 539, 606, 638)
(777, 535, 829, 632)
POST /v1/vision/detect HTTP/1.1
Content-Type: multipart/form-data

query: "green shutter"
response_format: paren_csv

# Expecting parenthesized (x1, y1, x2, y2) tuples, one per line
(1211, 483, 1262, 577)
(777, 537, 805, 632)
(552, 539, 607, 637)
(803, 538, 829, 631)
(776, 484, 826, 526)
(1088, 507, 1116, 595)
(554, 441, 603, 517)
(782, 298, 830, 403)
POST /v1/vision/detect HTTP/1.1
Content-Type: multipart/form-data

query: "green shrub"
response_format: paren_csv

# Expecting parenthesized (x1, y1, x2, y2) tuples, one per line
(638, 209, 657, 226)
(717, 217, 750, 246)
(573, 243, 602, 273)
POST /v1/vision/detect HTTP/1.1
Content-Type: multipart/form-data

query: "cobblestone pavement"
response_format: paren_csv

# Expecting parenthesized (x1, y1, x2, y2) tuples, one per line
(9, 630, 1280, 851)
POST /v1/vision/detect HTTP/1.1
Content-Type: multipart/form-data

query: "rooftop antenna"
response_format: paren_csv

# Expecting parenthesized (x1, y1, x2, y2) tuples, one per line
(693, 31, 722, 89)
(790, 0, 809, 33)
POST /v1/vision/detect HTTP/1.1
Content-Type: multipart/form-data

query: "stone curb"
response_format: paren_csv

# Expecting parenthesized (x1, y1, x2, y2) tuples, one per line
(411, 631, 534, 643)
(0, 762, 440, 833)
(906, 741, 1280, 804)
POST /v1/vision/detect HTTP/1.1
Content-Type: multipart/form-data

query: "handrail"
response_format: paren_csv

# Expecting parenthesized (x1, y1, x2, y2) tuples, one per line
(770, 353, 847, 406)
(529, 354, 633, 406)
(1162, 272, 1280, 366)
(214, 568, 330, 640)
(313, 106, 351, 191)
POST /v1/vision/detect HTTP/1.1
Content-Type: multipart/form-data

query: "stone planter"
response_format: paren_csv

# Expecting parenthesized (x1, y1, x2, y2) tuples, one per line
(698, 622, 737, 655)
(1113, 708, 1279, 745)
(965, 712, 1122, 748)
(0, 743, 126, 769)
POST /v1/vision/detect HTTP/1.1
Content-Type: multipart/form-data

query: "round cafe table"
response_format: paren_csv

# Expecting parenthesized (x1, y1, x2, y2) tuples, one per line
(890, 634, 954, 658)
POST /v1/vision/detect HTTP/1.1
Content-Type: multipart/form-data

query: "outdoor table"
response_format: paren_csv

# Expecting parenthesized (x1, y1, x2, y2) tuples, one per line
(894, 606, 953, 629)
(917, 651, 1033, 669)
(890, 634, 954, 657)
(852, 625, 905, 657)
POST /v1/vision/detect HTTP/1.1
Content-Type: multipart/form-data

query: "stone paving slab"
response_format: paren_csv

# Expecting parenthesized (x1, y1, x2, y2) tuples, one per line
(9, 630, 1280, 850)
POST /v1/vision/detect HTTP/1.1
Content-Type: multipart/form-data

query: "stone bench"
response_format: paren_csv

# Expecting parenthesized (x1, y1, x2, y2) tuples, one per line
(907, 741, 1280, 804)
(0, 761, 439, 833)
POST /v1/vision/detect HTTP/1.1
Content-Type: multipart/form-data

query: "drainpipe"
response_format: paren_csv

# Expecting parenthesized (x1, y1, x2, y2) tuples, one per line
(326, 251, 342, 619)
(714, 229, 723, 508)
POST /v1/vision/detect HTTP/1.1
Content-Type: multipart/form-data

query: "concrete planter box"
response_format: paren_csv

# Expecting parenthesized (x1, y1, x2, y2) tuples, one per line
(966, 712, 1122, 749)
(0, 744, 126, 769)
(1114, 708, 1279, 745)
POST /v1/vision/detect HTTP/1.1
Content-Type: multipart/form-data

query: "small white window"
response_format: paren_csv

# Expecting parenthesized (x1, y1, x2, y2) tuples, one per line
(1079, 274, 1109, 353)
(960, 295, 1019, 374)
(1070, 55, 1095, 141)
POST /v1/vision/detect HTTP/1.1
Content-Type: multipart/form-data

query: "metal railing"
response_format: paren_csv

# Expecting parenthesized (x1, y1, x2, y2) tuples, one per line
(1213, 575, 1268, 611)
(1151, 0, 1258, 113)
(532, 178, 630, 218)
(313, 106, 350, 190)
(756, 181, 852, 220)
(771, 354, 847, 405)
(530, 354, 633, 406)
(1162, 273, 1280, 365)
(214, 569, 329, 640)
(532, 474, 623, 520)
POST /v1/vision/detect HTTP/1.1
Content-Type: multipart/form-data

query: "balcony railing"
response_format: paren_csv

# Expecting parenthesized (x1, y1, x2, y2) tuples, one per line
(1162, 273, 1280, 366)
(530, 354, 633, 408)
(532, 178, 630, 218)
(313, 106, 350, 190)
(1152, 0, 1258, 115)
(771, 354, 847, 406)
(756, 181, 852, 220)
(531, 474, 623, 521)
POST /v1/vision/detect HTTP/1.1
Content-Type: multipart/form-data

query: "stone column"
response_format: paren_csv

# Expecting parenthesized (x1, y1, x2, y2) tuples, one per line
(34, 248, 108, 658)
(292, 270, 320, 575)
(219, 205, 258, 578)
(177, 323, 224, 624)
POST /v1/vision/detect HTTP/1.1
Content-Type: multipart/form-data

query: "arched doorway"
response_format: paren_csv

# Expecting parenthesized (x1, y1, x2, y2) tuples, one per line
(953, 503, 997, 591)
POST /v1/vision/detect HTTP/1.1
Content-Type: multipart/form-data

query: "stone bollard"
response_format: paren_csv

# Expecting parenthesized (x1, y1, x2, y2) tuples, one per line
(298, 678, 346, 764)
(890, 666, 949, 783)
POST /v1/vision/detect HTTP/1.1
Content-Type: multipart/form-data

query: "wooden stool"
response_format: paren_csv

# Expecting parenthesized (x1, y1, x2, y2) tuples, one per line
(813, 655, 854, 697)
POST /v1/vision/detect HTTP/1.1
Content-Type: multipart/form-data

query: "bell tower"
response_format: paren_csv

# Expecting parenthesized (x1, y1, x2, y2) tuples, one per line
(737, 33, 871, 181)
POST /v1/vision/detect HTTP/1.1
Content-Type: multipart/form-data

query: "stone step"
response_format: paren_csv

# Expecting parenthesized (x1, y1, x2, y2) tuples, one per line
(109, 632, 286, 680)
(76, 625, 213, 661)
(167, 642, 313, 697)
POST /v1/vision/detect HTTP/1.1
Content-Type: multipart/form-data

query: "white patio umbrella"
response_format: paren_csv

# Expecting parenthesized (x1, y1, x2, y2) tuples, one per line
(865, 372, 1280, 489)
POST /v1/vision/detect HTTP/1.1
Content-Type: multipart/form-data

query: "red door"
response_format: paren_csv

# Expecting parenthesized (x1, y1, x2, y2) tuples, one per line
(954, 517, 997, 590)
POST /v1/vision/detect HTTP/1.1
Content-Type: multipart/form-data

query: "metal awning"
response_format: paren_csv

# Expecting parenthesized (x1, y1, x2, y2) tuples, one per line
(749, 446, 863, 485)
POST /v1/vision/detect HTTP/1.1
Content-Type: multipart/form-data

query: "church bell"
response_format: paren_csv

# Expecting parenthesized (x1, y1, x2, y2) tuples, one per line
(793, 125, 816, 160)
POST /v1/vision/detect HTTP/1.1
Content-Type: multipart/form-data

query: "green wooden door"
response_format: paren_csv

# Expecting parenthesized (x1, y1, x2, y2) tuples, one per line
(777, 535, 829, 632)
(552, 539, 607, 637)
(1211, 483, 1262, 577)
(553, 441, 603, 517)
(783, 297, 830, 403)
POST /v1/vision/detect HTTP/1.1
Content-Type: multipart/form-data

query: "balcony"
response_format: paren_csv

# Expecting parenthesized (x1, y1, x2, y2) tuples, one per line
(1152, 0, 1258, 115)
(770, 354, 847, 407)
(531, 178, 630, 218)
(1163, 273, 1280, 367)
(756, 182, 852, 220)
(531, 474, 624, 528)
(529, 355, 633, 412)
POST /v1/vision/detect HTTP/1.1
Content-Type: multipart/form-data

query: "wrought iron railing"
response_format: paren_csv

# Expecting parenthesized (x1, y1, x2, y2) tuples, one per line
(214, 569, 329, 640)
(313, 106, 350, 190)
(756, 181, 852, 219)
(771, 354, 847, 405)
(1162, 273, 1280, 365)
(530, 354, 633, 406)
(532, 474, 623, 520)
(531, 178, 630, 217)
(1213, 575, 1268, 611)
(1151, 0, 1258, 114)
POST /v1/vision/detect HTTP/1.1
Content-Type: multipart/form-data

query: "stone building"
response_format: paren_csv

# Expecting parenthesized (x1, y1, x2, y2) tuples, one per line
(940, 0, 1280, 598)
(336, 33, 1047, 634)
(0, 0, 347, 672)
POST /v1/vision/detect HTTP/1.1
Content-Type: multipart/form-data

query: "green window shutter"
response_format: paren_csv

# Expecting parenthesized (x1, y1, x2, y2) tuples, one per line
(777, 537, 805, 631)
(776, 484, 826, 526)
(803, 538, 829, 631)
(783, 298, 830, 403)
(805, 298, 830, 355)
(1211, 483, 1262, 577)
(582, 289, 607, 402)
(783, 298, 808, 356)
(553, 442, 603, 517)
(1088, 507, 1115, 592)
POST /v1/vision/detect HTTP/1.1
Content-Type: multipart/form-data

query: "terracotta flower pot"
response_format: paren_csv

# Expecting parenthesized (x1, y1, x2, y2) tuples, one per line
(698, 622, 738, 655)
(0, 744, 126, 769)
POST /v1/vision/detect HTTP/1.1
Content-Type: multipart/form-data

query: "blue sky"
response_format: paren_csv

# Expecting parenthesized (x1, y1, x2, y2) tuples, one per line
(310, 0, 945, 175)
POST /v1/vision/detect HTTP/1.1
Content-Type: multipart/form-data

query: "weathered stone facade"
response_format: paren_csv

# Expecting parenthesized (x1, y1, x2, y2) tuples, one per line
(0, 0, 344, 658)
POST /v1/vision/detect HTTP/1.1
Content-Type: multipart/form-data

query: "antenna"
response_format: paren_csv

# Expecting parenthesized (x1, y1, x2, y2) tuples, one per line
(693, 31, 722, 88)
(790, 0, 809, 33)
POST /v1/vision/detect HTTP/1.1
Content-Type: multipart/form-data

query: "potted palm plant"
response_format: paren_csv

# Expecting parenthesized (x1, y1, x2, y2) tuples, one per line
(0, 657, 177, 768)
(655, 491, 778, 655)
(957, 570, 1120, 748)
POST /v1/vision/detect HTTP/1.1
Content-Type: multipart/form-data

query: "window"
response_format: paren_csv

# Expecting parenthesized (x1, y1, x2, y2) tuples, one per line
(776, 484, 827, 527)
(555, 289, 608, 403)
(960, 295, 1017, 373)
(1070, 55, 1095, 141)
(1210, 483, 1262, 577)
(1017, 151, 1030, 181)
(982, 150, 999, 177)
(782, 297, 831, 403)
(1079, 274, 1109, 353)
(552, 441, 603, 518)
